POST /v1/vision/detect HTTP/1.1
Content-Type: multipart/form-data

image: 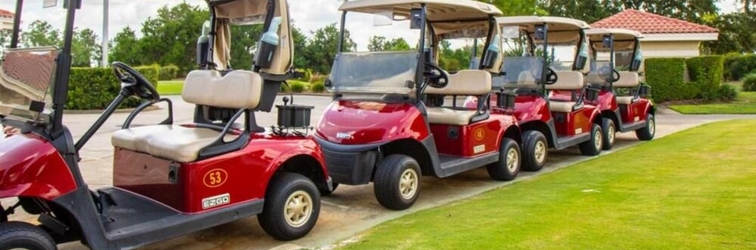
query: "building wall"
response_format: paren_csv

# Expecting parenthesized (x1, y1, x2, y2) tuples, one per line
(0, 15, 13, 31)
(640, 41, 701, 58)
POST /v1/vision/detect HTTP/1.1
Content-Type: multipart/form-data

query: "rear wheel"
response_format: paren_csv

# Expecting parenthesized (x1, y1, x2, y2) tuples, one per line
(521, 130, 548, 171)
(374, 155, 421, 210)
(636, 113, 655, 141)
(0, 221, 56, 250)
(486, 138, 521, 181)
(579, 123, 603, 156)
(258, 173, 320, 241)
(601, 118, 616, 150)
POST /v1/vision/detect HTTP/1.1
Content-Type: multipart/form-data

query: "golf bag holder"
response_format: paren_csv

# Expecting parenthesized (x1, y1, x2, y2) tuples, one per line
(277, 104, 313, 128)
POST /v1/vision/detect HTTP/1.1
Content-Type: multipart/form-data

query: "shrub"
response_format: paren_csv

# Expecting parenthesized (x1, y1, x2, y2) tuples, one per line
(687, 56, 724, 100)
(134, 65, 160, 89)
(310, 82, 326, 93)
(727, 54, 756, 81)
(68, 68, 142, 110)
(310, 74, 328, 85)
(289, 81, 306, 93)
(723, 52, 742, 80)
(296, 68, 312, 82)
(716, 84, 738, 101)
(279, 83, 290, 93)
(159, 64, 179, 81)
(644, 58, 691, 102)
(743, 73, 756, 92)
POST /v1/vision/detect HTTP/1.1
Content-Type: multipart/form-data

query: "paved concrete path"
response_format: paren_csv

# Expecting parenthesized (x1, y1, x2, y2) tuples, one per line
(10, 95, 750, 250)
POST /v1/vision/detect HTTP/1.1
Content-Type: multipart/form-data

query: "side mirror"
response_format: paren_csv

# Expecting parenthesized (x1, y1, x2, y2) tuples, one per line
(410, 8, 423, 29)
(602, 34, 612, 48)
(534, 25, 546, 40)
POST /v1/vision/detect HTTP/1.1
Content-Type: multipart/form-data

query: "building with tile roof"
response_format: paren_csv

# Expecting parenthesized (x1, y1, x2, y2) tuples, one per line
(0, 9, 14, 31)
(592, 9, 718, 58)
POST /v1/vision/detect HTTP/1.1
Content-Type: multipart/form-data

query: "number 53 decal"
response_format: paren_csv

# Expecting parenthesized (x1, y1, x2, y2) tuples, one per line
(203, 169, 228, 188)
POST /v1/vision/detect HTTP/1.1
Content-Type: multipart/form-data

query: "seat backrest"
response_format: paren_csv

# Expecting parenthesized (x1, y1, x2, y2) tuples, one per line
(425, 70, 491, 95)
(182, 70, 263, 109)
(614, 72, 640, 88)
(517, 71, 538, 89)
(546, 71, 584, 90)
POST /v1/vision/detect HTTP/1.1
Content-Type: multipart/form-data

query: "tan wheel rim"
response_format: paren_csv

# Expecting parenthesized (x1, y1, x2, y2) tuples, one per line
(399, 168, 418, 200)
(284, 190, 313, 228)
(649, 118, 655, 136)
(506, 147, 519, 172)
(534, 141, 546, 164)
(607, 124, 615, 145)
(595, 130, 603, 150)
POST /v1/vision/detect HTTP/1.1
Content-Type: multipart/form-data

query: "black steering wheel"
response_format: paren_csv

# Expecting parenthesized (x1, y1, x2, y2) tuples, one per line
(424, 62, 449, 88)
(598, 66, 621, 83)
(532, 66, 558, 85)
(112, 62, 160, 101)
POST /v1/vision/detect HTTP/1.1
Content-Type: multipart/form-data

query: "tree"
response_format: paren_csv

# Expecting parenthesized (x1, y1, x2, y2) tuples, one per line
(139, 3, 210, 74)
(484, 0, 544, 16)
(291, 26, 309, 69)
(703, 12, 756, 54)
(302, 23, 356, 74)
(229, 25, 262, 70)
(71, 28, 100, 67)
(538, 0, 718, 24)
(109, 26, 142, 65)
(22, 20, 60, 47)
(367, 36, 411, 51)
(0, 29, 13, 47)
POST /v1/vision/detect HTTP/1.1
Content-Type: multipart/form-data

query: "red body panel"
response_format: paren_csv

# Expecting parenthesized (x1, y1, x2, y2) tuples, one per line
(114, 135, 324, 213)
(0, 134, 77, 200)
(552, 108, 596, 136)
(316, 100, 429, 145)
(512, 95, 552, 124)
(620, 99, 653, 124)
(430, 114, 517, 157)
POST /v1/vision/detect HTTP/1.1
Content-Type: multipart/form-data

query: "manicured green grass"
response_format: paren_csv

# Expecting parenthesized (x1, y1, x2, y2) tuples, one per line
(340, 120, 756, 250)
(670, 82, 756, 114)
(157, 80, 184, 95)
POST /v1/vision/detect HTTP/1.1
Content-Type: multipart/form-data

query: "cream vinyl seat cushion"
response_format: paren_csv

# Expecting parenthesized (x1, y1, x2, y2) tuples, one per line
(550, 101, 580, 113)
(112, 125, 237, 163)
(425, 70, 491, 125)
(426, 107, 480, 126)
(616, 96, 636, 105)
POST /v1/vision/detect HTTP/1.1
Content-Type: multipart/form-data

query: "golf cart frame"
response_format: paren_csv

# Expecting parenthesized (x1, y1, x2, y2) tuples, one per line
(316, 0, 523, 210)
(0, 0, 329, 249)
(472, 16, 604, 171)
(580, 28, 655, 148)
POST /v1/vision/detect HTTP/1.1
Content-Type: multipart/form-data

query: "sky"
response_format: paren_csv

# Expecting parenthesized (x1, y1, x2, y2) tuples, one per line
(0, 0, 744, 51)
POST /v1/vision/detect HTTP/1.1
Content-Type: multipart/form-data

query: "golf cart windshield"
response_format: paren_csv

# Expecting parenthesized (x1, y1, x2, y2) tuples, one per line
(0, 47, 57, 123)
(328, 51, 418, 94)
(497, 56, 544, 89)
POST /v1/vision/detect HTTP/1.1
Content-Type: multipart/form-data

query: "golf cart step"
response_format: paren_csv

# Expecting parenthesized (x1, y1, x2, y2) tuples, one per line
(619, 120, 645, 132)
(437, 152, 499, 178)
(554, 133, 590, 150)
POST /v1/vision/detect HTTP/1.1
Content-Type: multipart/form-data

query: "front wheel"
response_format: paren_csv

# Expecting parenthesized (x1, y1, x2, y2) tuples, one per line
(602, 118, 616, 150)
(374, 155, 421, 210)
(579, 123, 603, 156)
(258, 173, 321, 241)
(635, 113, 655, 141)
(486, 138, 521, 181)
(0, 222, 56, 250)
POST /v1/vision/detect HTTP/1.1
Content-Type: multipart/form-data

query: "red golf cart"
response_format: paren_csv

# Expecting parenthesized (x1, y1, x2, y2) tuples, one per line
(315, 0, 523, 211)
(554, 28, 655, 149)
(466, 16, 604, 172)
(0, 0, 329, 249)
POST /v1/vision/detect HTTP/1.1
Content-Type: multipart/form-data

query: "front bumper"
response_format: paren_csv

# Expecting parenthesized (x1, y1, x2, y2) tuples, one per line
(314, 137, 382, 185)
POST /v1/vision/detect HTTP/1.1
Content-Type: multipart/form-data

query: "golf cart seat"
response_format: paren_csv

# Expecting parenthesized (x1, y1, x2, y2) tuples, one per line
(614, 72, 640, 105)
(546, 71, 585, 113)
(425, 70, 491, 125)
(112, 70, 262, 162)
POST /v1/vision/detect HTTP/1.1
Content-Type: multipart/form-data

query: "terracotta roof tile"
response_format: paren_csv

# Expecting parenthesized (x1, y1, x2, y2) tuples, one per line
(591, 9, 718, 34)
(0, 9, 13, 17)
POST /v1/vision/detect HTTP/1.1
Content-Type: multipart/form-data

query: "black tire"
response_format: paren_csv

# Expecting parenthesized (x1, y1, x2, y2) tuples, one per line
(0, 221, 56, 250)
(601, 118, 616, 150)
(579, 123, 603, 156)
(373, 155, 421, 210)
(521, 130, 548, 171)
(486, 138, 521, 181)
(635, 113, 655, 141)
(258, 173, 321, 241)
(318, 182, 338, 196)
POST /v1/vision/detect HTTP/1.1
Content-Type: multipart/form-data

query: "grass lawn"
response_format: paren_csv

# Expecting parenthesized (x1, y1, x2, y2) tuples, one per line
(669, 82, 756, 114)
(157, 80, 184, 95)
(340, 120, 756, 250)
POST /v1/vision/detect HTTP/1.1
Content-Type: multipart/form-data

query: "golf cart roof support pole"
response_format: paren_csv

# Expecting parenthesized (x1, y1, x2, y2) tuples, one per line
(479, 15, 496, 70)
(540, 22, 549, 98)
(630, 37, 640, 72)
(414, 4, 427, 98)
(51, 0, 79, 137)
(207, 5, 217, 70)
(609, 33, 615, 89)
(337, 11, 346, 53)
(10, 0, 23, 48)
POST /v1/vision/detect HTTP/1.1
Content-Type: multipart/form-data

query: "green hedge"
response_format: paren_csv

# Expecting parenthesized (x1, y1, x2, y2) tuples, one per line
(725, 54, 756, 81)
(644, 58, 694, 102)
(743, 73, 756, 92)
(159, 65, 179, 81)
(686, 56, 724, 100)
(67, 65, 159, 110)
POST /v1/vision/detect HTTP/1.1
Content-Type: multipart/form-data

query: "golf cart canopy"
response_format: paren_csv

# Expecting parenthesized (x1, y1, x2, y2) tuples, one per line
(586, 28, 642, 51)
(339, 0, 502, 22)
(207, 0, 269, 24)
(497, 16, 589, 32)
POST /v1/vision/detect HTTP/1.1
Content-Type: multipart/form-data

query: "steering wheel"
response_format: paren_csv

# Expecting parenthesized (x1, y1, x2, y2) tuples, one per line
(112, 62, 160, 101)
(424, 63, 450, 88)
(598, 66, 621, 82)
(532, 66, 558, 85)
